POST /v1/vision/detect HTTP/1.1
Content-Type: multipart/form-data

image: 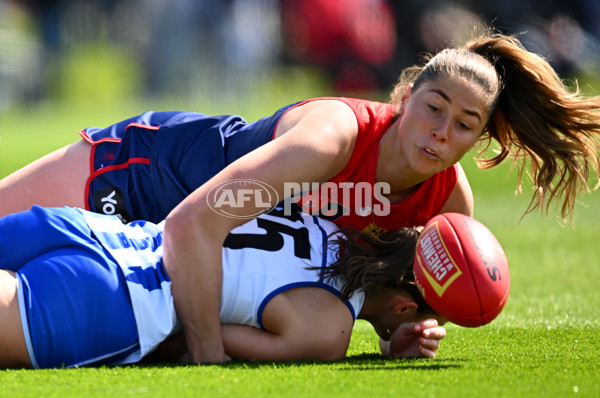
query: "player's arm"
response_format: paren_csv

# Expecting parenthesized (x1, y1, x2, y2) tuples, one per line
(144, 289, 355, 363)
(439, 163, 474, 217)
(221, 288, 354, 361)
(162, 100, 358, 363)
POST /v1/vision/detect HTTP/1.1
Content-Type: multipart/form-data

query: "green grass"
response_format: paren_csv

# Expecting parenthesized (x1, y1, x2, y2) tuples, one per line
(0, 89, 599, 397)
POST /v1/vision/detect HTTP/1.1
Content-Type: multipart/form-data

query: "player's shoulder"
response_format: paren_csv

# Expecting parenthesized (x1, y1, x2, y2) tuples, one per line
(276, 98, 358, 142)
(285, 97, 357, 122)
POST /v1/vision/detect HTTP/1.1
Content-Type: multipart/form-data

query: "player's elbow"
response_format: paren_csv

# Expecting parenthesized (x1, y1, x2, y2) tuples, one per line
(163, 202, 220, 249)
(162, 214, 194, 263)
(164, 200, 204, 236)
(307, 343, 347, 362)
(162, 204, 222, 276)
(315, 347, 347, 362)
(299, 333, 349, 362)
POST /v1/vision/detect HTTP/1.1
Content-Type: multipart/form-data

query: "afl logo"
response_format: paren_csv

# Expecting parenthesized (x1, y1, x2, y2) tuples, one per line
(207, 179, 279, 219)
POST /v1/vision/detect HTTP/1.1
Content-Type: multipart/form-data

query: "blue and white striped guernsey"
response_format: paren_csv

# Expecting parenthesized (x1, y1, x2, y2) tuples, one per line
(79, 208, 365, 362)
(78, 209, 178, 362)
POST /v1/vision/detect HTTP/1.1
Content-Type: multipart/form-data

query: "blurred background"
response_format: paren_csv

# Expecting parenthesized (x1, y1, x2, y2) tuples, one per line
(1, 0, 599, 112)
(0, 1, 599, 357)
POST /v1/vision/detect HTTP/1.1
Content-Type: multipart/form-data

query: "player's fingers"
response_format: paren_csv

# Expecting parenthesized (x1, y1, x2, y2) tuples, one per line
(394, 321, 418, 336)
(415, 318, 439, 332)
(420, 336, 441, 351)
(422, 326, 446, 340)
(418, 345, 437, 359)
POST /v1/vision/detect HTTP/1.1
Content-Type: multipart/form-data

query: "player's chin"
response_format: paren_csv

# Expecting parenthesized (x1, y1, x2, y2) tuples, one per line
(411, 158, 448, 177)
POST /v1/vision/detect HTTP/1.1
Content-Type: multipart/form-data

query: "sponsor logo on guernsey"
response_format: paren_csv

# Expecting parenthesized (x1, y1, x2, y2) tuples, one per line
(93, 187, 132, 223)
(416, 221, 462, 297)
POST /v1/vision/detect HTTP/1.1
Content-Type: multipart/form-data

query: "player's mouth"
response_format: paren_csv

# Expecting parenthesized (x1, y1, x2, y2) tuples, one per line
(418, 146, 442, 161)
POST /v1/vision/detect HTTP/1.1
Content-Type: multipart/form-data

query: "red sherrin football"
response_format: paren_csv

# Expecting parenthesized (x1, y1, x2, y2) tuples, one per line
(413, 213, 510, 327)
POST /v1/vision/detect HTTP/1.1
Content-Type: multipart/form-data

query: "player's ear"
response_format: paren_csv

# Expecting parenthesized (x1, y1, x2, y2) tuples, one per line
(392, 298, 418, 315)
(398, 83, 413, 115)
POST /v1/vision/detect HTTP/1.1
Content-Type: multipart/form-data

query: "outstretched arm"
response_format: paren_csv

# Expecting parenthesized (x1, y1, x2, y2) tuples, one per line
(379, 319, 447, 359)
(162, 101, 358, 363)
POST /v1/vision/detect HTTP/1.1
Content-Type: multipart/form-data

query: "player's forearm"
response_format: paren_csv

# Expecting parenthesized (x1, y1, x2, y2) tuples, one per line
(170, 272, 224, 363)
(162, 213, 226, 363)
(177, 281, 223, 364)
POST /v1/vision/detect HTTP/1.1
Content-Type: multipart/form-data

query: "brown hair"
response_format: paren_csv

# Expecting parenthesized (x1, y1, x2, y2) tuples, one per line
(317, 228, 434, 315)
(391, 32, 600, 221)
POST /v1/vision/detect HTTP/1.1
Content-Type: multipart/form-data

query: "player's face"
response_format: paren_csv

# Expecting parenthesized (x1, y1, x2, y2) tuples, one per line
(395, 77, 489, 177)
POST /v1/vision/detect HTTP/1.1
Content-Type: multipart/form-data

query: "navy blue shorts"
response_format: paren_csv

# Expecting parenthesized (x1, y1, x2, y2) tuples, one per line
(80, 106, 296, 223)
(0, 207, 139, 368)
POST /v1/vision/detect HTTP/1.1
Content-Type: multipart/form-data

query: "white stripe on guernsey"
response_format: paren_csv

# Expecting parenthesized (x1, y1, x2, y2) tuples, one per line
(72, 342, 140, 367)
(16, 275, 39, 369)
(80, 211, 178, 360)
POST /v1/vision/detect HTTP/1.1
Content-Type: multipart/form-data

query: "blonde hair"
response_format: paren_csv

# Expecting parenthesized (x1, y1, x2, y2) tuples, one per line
(391, 32, 600, 221)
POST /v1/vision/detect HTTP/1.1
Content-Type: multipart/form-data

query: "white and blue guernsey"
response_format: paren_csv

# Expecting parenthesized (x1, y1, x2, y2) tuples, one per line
(1, 206, 364, 368)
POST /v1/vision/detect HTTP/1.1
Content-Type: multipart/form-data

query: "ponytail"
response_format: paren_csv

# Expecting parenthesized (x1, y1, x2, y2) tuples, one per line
(469, 34, 600, 220)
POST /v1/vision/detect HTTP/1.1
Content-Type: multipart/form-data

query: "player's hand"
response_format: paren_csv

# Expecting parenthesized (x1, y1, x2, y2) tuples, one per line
(384, 319, 446, 359)
(187, 331, 228, 364)
(179, 352, 231, 364)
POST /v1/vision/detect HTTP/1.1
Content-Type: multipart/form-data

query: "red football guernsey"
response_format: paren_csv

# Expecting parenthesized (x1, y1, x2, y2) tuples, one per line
(285, 97, 459, 234)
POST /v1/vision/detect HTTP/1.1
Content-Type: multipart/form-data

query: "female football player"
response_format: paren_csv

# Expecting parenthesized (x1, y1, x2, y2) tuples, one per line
(0, 31, 598, 362)
(0, 206, 445, 368)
